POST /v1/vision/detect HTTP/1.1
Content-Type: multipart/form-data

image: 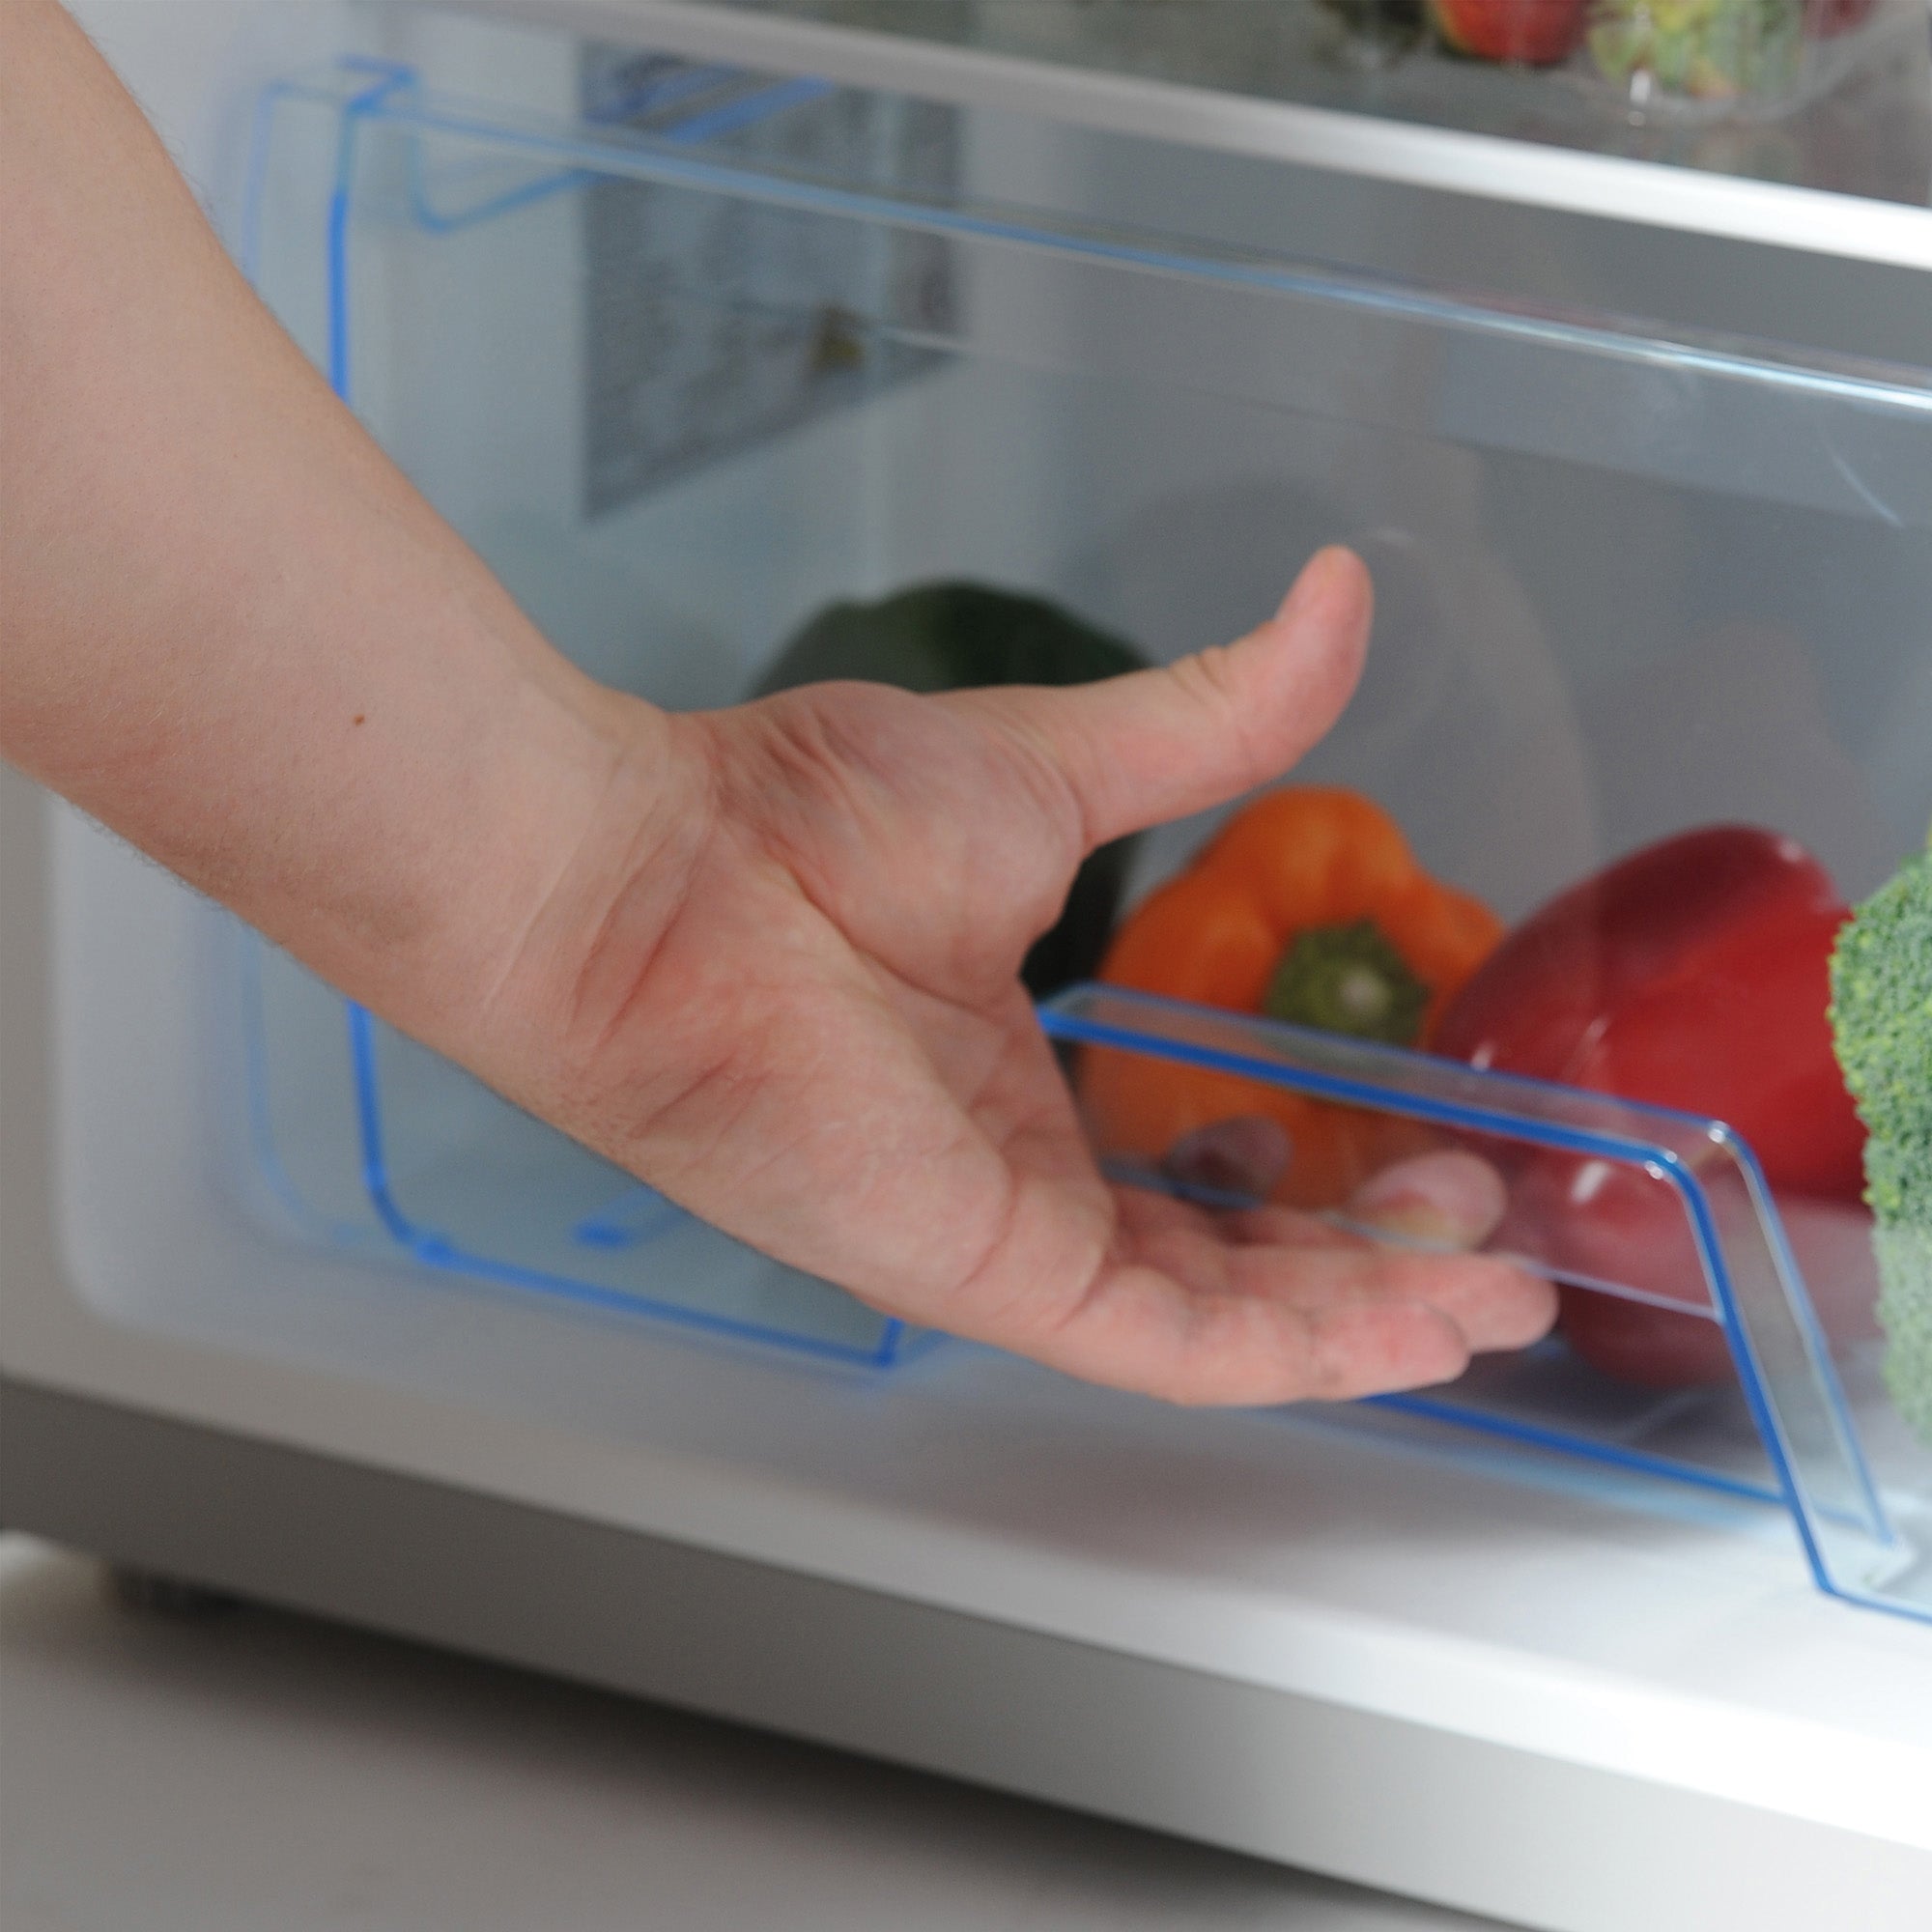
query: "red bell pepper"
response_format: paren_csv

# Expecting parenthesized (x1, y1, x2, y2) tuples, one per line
(1435, 826, 1866, 1385)
(1430, 0, 1587, 65)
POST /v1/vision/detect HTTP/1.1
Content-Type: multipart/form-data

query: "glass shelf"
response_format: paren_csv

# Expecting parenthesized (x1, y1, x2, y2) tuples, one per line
(543, 0, 1932, 225)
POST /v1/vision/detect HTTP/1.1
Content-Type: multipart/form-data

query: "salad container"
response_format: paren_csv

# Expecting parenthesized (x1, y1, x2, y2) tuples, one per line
(1326, 0, 1926, 120)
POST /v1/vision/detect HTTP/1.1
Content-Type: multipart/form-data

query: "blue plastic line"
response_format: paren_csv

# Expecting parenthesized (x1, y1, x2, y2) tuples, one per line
(584, 62, 744, 127)
(320, 70, 464, 1257)
(653, 75, 837, 147)
(325, 64, 417, 407)
(406, 160, 593, 238)
(1046, 984, 1745, 1140)
(330, 72, 409, 384)
(319, 85, 1932, 425)
(235, 928, 377, 1248)
(1674, 1156, 1901, 1572)
(1714, 1122, 1891, 1540)
(345, 1004, 415, 1246)
(399, 70, 831, 240)
(1040, 1005, 1713, 1168)
(573, 1228, 634, 1252)
(1668, 1167, 1845, 1592)
(570, 1181, 689, 1252)
(1369, 1391, 1786, 1508)
(395, 1233, 910, 1368)
(1826, 1578, 1932, 1631)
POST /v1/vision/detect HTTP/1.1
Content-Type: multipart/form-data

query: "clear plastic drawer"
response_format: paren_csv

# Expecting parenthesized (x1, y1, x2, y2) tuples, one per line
(231, 37, 1932, 1619)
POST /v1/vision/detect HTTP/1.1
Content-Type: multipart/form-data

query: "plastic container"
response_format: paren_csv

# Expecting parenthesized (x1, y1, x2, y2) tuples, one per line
(1317, 0, 1921, 122)
(233, 45, 1932, 1612)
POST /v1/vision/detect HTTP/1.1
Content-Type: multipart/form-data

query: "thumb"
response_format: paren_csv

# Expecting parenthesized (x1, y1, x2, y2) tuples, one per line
(961, 546, 1373, 851)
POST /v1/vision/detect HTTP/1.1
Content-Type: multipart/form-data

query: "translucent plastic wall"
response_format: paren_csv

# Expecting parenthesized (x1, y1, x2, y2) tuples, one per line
(236, 46, 1932, 1618)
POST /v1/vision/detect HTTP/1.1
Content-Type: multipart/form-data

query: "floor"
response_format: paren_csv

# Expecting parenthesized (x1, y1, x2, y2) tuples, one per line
(0, 1534, 1502, 1932)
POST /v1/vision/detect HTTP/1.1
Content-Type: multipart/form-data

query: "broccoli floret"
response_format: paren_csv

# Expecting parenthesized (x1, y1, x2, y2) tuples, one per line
(1830, 841, 1932, 1444)
(1831, 848, 1932, 1149)
(1875, 1227, 1932, 1443)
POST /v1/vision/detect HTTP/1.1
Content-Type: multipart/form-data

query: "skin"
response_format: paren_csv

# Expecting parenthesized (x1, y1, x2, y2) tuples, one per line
(0, 0, 1554, 1405)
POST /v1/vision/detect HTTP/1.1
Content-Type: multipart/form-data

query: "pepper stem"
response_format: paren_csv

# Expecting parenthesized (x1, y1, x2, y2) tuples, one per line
(1263, 920, 1431, 1047)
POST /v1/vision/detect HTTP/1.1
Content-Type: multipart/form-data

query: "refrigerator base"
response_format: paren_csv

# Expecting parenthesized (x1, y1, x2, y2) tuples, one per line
(3, 1371, 1920, 1932)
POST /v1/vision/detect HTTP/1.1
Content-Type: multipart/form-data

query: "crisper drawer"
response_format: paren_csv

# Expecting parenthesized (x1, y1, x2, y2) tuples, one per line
(47, 14, 1932, 1627)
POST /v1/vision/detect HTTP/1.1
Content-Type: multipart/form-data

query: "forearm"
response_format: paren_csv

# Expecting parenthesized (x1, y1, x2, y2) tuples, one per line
(0, 9, 1552, 1405)
(0, 0, 658, 1054)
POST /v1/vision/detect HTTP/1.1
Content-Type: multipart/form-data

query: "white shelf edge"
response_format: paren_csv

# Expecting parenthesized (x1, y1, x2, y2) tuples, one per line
(453, 0, 1932, 272)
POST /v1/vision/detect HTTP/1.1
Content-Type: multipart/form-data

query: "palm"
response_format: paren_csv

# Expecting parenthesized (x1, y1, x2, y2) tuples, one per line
(558, 553, 1552, 1404)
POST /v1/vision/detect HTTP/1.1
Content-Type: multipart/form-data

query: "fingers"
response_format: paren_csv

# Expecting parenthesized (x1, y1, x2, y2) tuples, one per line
(1005, 1146, 1553, 1406)
(1019, 1249, 1480, 1408)
(1119, 1188, 1553, 1361)
(1107, 1247, 1548, 1406)
(1347, 1249, 1555, 1358)
(954, 547, 1374, 851)
(1154, 1132, 1510, 1252)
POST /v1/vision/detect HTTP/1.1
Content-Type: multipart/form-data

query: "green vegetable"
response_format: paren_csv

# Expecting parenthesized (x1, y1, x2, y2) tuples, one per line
(756, 582, 1146, 697)
(1588, 0, 1802, 100)
(753, 582, 1147, 998)
(1829, 825, 1932, 1444)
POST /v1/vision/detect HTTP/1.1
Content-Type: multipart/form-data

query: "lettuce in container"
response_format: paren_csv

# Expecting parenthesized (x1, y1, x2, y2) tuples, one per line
(1587, 0, 1804, 102)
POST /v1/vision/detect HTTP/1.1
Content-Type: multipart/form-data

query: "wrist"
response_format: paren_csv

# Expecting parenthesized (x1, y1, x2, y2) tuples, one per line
(421, 675, 715, 1126)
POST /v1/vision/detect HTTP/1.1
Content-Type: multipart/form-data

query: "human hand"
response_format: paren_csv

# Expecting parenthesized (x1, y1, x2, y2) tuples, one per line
(0, 13, 1549, 1403)
(483, 550, 1555, 1404)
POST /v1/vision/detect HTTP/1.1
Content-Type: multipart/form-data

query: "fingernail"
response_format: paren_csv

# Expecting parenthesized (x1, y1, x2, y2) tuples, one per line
(1350, 1151, 1508, 1251)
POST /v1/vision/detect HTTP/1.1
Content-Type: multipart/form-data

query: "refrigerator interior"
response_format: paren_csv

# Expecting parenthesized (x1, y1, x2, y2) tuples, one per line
(40, 6, 1932, 1635)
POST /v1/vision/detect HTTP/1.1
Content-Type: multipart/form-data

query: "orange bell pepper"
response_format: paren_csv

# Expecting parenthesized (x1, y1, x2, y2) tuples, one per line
(1083, 787, 1504, 1208)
